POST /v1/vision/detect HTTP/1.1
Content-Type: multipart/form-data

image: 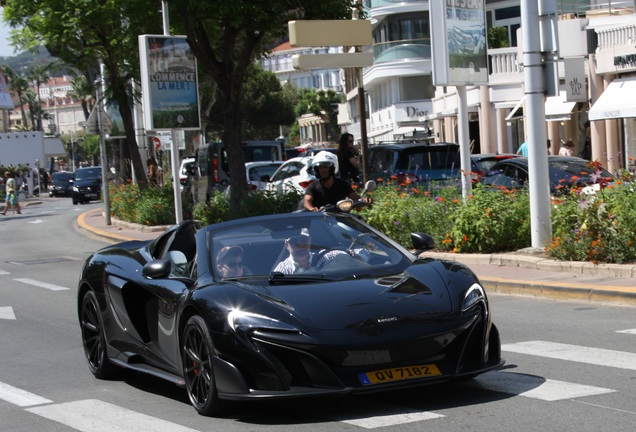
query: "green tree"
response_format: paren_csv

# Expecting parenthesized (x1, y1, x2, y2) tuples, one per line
(294, 88, 341, 142)
(67, 73, 95, 121)
(3, 66, 30, 130)
(209, 63, 296, 140)
(169, 0, 353, 216)
(2, 0, 163, 190)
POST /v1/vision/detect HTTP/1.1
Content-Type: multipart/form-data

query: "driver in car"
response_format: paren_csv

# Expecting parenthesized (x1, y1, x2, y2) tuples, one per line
(272, 230, 371, 274)
(304, 151, 370, 212)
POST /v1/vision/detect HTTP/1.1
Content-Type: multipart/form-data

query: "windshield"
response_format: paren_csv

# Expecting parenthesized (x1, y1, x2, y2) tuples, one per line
(52, 172, 73, 181)
(75, 168, 101, 181)
(209, 215, 411, 280)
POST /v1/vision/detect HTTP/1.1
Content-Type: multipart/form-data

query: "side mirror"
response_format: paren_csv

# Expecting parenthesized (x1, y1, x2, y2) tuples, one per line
(411, 232, 436, 255)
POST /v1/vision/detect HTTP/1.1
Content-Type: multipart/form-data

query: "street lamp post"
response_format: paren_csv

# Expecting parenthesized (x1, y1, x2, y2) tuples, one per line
(70, 129, 76, 172)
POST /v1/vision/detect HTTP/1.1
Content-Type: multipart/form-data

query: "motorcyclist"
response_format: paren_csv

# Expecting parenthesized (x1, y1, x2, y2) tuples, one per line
(303, 151, 371, 212)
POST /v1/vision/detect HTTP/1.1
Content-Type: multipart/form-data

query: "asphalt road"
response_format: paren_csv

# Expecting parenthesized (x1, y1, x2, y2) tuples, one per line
(1, 198, 635, 432)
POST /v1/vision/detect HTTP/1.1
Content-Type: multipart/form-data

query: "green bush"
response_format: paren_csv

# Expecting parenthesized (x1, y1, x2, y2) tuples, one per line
(109, 176, 636, 264)
(548, 183, 636, 263)
(109, 181, 176, 226)
(446, 186, 531, 253)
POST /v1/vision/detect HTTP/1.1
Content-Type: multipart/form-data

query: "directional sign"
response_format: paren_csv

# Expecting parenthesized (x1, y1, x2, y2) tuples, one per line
(85, 105, 113, 135)
(289, 20, 372, 47)
(292, 52, 373, 70)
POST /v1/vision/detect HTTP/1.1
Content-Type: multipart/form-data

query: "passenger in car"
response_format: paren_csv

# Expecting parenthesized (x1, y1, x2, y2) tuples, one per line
(216, 245, 245, 278)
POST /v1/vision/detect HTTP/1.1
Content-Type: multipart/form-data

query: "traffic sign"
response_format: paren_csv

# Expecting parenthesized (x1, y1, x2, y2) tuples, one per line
(85, 105, 113, 135)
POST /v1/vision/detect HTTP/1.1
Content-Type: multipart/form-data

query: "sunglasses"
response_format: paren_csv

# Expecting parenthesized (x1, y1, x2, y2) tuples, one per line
(287, 235, 311, 246)
(223, 261, 243, 269)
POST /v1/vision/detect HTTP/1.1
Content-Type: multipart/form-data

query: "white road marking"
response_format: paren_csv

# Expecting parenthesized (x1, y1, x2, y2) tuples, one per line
(27, 219, 44, 224)
(467, 371, 615, 401)
(339, 410, 445, 429)
(0, 269, 9, 275)
(26, 399, 202, 432)
(0, 381, 53, 407)
(13, 278, 70, 291)
(502, 340, 636, 371)
(616, 328, 636, 334)
(0, 306, 16, 320)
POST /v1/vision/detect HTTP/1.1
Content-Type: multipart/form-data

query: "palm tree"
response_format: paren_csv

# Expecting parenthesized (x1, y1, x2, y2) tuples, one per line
(3, 66, 30, 130)
(28, 64, 57, 131)
(67, 73, 94, 121)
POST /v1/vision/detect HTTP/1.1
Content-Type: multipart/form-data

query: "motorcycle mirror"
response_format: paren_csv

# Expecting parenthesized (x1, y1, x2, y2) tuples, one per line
(363, 180, 377, 194)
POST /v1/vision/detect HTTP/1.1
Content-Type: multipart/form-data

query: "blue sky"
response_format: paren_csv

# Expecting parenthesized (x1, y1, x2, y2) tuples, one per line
(0, 7, 21, 57)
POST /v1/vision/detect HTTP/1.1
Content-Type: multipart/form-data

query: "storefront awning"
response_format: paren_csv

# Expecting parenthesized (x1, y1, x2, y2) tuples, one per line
(505, 96, 525, 121)
(504, 93, 575, 122)
(394, 126, 426, 137)
(545, 92, 576, 122)
(589, 77, 636, 121)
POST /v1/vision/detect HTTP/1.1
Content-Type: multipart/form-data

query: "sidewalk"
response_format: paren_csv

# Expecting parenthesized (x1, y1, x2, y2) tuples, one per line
(76, 208, 636, 307)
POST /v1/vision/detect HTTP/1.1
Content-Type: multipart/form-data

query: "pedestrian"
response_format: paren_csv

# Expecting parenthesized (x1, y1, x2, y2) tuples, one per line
(516, 141, 528, 156)
(559, 139, 575, 157)
(2, 171, 22, 215)
(147, 156, 159, 186)
(579, 137, 592, 160)
(337, 133, 361, 183)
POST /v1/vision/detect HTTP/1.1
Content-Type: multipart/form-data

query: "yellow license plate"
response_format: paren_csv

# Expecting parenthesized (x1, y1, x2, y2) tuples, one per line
(358, 364, 442, 386)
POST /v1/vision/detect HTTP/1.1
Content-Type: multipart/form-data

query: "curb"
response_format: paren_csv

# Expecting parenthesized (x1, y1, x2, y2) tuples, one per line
(422, 251, 636, 280)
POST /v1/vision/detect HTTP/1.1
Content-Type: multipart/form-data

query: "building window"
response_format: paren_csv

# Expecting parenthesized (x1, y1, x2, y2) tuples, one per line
(400, 75, 433, 101)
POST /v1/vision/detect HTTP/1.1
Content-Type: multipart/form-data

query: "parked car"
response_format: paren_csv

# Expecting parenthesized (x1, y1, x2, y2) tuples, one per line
(286, 147, 337, 159)
(77, 208, 503, 416)
(480, 156, 615, 196)
(48, 171, 74, 197)
(470, 153, 519, 181)
(179, 157, 197, 191)
(71, 166, 102, 205)
(225, 161, 284, 194)
(264, 155, 316, 194)
(367, 142, 461, 184)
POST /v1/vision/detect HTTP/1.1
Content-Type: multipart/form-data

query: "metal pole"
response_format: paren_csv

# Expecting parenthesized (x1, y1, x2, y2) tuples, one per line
(70, 129, 75, 173)
(353, 0, 369, 183)
(97, 66, 111, 226)
(457, 86, 472, 200)
(521, 0, 552, 247)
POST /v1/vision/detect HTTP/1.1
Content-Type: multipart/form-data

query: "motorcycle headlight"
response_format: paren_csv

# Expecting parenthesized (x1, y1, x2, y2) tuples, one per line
(336, 199, 354, 212)
(227, 310, 300, 334)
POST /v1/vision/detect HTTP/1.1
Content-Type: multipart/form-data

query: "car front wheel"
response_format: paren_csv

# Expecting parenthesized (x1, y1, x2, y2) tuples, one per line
(181, 315, 228, 416)
(79, 290, 119, 379)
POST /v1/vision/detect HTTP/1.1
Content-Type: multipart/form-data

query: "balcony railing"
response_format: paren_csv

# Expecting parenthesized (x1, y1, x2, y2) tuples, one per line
(373, 39, 431, 63)
(364, 0, 423, 8)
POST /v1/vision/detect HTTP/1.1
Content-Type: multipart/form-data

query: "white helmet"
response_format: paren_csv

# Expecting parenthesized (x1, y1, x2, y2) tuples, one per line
(310, 151, 339, 178)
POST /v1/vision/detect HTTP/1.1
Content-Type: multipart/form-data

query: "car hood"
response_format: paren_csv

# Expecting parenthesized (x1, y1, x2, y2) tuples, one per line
(256, 261, 455, 331)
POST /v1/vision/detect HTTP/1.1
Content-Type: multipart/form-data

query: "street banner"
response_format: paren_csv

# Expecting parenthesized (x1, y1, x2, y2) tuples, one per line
(139, 35, 200, 130)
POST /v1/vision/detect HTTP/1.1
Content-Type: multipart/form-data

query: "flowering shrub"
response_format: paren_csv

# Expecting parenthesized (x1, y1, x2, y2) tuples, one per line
(109, 181, 177, 226)
(110, 164, 636, 264)
(548, 182, 636, 263)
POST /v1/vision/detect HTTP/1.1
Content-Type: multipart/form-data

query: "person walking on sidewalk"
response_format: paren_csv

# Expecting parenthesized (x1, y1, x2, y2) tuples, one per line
(2, 171, 22, 215)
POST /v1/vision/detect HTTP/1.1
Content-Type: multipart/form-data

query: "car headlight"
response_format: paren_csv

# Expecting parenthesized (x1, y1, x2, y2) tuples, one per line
(227, 310, 300, 334)
(72, 186, 80, 192)
(462, 283, 487, 318)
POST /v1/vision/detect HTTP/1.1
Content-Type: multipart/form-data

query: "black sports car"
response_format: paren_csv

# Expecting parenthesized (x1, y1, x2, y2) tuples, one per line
(78, 210, 503, 416)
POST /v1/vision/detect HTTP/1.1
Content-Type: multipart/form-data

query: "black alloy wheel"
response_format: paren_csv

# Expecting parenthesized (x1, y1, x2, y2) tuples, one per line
(181, 315, 228, 416)
(79, 290, 118, 379)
